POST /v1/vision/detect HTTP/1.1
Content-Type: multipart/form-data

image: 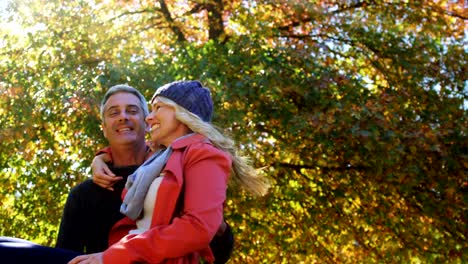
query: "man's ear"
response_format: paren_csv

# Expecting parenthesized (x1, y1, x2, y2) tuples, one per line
(102, 122, 108, 139)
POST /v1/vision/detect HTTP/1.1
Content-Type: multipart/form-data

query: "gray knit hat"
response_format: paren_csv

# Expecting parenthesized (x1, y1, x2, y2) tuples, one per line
(152, 80, 213, 122)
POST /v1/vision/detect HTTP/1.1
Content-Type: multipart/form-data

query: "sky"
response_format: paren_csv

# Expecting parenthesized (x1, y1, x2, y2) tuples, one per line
(0, 0, 9, 15)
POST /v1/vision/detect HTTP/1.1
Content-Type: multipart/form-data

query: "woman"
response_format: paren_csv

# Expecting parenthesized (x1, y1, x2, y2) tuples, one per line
(70, 80, 269, 264)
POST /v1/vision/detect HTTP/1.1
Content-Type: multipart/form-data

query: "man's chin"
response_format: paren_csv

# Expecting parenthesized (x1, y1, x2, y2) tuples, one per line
(112, 136, 138, 145)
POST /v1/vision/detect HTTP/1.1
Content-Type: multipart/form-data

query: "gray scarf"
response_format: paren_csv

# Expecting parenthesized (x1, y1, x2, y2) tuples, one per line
(120, 147, 173, 220)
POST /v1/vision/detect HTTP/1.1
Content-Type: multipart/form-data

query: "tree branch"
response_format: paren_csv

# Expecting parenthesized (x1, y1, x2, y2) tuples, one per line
(333, 0, 377, 14)
(109, 7, 161, 22)
(277, 1, 376, 32)
(182, 0, 227, 43)
(158, 0, 186, 42)
(206, 0, 226, 42)
(275, 162, 368, 173)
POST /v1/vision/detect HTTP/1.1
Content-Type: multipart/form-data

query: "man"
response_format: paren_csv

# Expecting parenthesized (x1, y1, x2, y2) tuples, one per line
(56, 84, 150, 253)
(56, 84, 233, 263)
(0, 84, 149, 264)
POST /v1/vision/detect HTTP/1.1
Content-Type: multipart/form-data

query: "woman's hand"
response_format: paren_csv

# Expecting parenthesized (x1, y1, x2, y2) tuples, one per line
(68, 252, 104, 264)
(92, 153, 122, 191)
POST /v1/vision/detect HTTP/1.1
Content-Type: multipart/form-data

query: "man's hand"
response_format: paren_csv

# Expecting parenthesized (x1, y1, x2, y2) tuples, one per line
(92, 153, 122, 191)
(68, 252, 104, 264)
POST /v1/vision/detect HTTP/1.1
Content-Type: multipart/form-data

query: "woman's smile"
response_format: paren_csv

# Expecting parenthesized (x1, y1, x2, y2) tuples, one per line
(150, 124, 160, 131)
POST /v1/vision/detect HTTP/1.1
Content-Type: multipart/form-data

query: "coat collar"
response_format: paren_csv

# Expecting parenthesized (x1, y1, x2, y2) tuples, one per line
(171, 133, 207, 150)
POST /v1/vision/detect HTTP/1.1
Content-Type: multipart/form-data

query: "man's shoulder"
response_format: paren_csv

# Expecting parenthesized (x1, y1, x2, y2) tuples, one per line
(108, 165, 140, 177)
(69, 179, 101, 197)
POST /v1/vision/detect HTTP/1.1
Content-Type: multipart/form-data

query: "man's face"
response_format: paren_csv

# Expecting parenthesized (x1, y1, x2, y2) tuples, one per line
(102, 92, 148, 146)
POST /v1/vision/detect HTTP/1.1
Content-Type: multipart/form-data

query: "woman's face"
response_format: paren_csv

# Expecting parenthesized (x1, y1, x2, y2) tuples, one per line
(146, 97, 189, 147)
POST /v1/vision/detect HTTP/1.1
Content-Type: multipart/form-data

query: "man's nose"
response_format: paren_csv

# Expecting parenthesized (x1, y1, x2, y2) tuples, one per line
(118, 111, 129, 121)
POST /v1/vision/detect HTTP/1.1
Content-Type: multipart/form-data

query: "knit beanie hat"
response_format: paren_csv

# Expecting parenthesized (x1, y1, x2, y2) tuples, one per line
(152, 80, 213, 122)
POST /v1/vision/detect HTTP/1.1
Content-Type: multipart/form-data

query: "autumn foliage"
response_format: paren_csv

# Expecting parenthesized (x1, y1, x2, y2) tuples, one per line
(0, 0, 466, 263)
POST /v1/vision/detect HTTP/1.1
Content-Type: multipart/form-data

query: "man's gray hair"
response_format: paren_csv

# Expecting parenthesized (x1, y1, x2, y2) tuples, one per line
(100, 84, 149, 121)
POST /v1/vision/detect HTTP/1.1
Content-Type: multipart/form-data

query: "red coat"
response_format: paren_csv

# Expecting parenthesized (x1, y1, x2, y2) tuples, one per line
(103, 134, 231, 264)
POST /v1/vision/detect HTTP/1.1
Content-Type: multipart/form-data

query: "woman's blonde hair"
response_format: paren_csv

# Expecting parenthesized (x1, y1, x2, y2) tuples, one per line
(157, 96, 270, 196)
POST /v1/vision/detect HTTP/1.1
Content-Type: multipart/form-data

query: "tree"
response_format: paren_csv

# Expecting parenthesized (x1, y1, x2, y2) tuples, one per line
(0, 0, 466, 262)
